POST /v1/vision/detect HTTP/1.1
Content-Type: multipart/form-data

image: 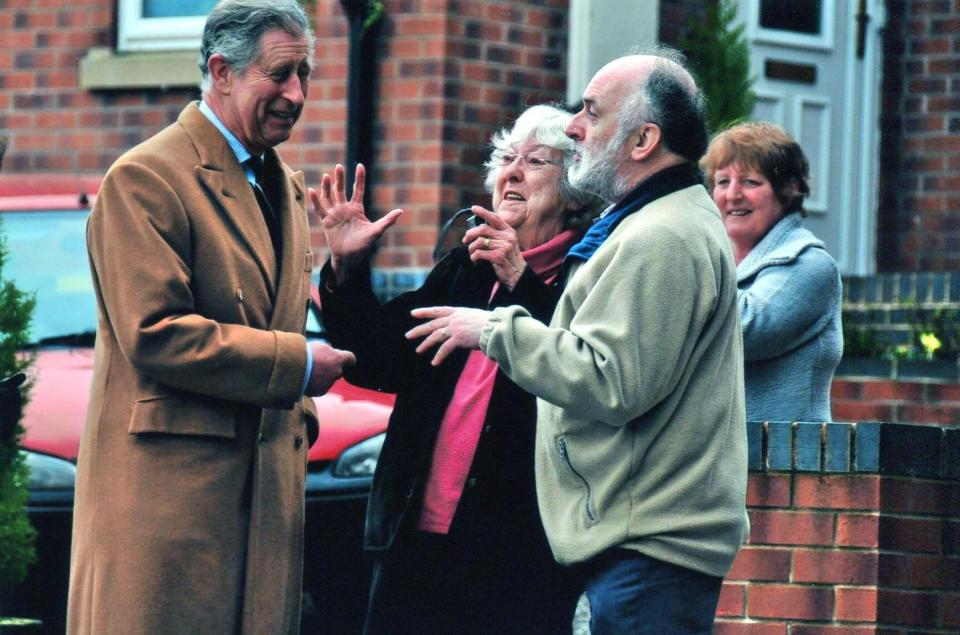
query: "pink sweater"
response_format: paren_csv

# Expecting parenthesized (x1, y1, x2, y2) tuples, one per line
(416, 229, 577, 533)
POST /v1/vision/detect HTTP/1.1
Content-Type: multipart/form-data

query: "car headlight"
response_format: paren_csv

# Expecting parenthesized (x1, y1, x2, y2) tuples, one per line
(331, 432, 384, 478)
(22, 450, 77, 489)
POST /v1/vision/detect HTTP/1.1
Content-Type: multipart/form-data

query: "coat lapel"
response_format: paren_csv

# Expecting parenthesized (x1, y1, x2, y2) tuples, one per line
(264, 148, 308, 331)
(179, 104, 278, 298)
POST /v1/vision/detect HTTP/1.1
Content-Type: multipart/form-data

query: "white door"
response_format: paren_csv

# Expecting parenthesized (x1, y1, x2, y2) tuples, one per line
(738, 0, 885, 274)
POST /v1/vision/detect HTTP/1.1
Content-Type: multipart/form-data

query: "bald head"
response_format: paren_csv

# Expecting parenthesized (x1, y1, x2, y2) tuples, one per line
(603, 51, 706, 163)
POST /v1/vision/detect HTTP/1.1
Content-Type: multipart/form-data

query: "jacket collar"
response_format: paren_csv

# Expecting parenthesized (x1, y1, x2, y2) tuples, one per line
(736, 212, 824, 281)
(566, 162, 701, 263)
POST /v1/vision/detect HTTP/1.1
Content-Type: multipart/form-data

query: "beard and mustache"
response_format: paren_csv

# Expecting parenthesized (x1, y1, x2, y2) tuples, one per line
(566, 129, 632, 204)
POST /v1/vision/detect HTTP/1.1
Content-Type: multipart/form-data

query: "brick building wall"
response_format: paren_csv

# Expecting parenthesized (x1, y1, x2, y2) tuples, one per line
(0, 1, 193, 175)
(877, 0, 960, 272)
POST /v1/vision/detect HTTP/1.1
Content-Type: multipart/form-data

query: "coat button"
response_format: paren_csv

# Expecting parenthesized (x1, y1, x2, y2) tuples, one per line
(236, 288, 244, 302)
(467, 477, 477, 488)
(258, 432, 266, 443)
(484, 425, 491, 434)
(294, 435, 303, 450)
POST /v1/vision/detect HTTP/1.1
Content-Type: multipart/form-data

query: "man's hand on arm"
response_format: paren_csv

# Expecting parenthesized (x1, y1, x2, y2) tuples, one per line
(305, 341, 357, 396)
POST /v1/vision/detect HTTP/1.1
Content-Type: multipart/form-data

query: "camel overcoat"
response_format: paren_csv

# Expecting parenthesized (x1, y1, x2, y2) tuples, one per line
(68, 102, 319, 634)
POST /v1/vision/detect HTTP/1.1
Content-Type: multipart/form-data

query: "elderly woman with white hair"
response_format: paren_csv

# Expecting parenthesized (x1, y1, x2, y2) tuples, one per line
(313, 104, 604, 634)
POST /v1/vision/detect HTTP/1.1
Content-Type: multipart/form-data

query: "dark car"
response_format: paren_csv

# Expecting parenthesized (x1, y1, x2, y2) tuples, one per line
(1, 180, 393, 633)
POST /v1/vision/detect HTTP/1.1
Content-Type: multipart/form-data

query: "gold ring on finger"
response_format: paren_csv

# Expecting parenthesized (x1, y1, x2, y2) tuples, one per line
(484, 238, 491, 249)
(440, 328, 448, 339)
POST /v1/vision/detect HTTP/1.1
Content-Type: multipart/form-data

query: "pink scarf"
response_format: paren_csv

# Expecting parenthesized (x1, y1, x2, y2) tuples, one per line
(416, 229, 578, 533)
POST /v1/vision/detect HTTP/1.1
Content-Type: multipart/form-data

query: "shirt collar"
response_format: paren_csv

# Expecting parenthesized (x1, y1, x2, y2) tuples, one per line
(199, 100, 261, 183)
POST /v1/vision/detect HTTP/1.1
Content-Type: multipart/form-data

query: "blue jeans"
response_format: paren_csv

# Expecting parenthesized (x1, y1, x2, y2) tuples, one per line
(583, 549, 722, 635)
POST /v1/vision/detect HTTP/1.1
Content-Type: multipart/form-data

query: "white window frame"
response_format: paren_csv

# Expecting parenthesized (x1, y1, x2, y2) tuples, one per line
(117, 0, 210, 52)
(748, 0, 836, 52)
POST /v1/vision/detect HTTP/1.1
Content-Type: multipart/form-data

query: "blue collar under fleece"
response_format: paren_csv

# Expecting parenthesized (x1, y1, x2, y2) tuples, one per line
(566, 162, 702, 264)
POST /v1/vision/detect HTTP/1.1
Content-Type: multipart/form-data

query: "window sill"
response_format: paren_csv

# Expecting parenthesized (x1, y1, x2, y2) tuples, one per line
(79, 47, 199, 90)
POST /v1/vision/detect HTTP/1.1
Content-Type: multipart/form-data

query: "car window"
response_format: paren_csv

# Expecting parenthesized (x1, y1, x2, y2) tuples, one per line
(306, 296, 323, 337)
(2, 210, 96, 344)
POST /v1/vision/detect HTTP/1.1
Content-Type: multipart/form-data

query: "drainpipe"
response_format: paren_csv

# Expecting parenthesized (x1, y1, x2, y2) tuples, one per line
(339, 0, 383, 206)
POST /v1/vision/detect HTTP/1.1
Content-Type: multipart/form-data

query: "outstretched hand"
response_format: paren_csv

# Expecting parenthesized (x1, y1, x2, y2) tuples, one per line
(406, 306, 491, 366)
(310, 163, 403, 285)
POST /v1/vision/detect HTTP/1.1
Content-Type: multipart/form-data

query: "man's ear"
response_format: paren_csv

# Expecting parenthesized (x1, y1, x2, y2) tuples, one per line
(629, 123, 661, 162)
(207, 53, 232, 95)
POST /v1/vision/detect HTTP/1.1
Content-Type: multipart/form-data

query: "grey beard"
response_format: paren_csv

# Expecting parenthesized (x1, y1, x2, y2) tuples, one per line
(567, 140, 631, 204)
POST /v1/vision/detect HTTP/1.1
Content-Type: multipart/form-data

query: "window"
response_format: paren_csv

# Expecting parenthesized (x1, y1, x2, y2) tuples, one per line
(759, 0, 822, 36)
(117, 0, 218, 52)
(751, 0, 833, 50)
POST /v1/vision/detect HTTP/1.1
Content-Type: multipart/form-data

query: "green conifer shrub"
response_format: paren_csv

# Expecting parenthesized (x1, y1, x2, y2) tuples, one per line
(682, 0, 757, 134)
(0, 137, 38, 595)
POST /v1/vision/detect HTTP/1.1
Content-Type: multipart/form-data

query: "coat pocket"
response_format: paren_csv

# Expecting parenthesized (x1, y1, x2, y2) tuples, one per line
(556, 436, 598, 525)
(128, 396, 237, 439)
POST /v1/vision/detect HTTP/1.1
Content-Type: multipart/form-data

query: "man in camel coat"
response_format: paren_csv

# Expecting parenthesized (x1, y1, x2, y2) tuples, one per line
(67, 1, 355, 632)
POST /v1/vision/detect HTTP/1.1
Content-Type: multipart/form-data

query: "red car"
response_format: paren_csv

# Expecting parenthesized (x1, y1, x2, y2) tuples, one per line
(2, 178, 393, 633)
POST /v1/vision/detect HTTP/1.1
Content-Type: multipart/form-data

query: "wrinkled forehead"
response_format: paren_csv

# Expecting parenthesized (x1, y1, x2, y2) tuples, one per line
(254, 29, 312, 68)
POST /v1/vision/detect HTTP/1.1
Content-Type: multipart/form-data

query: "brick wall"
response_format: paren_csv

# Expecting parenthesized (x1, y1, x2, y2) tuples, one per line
(833, 379, 960, 426)
(716, 421, 960, 633)
(842, 272, 960, 349)
(836, 272, 960, 426)
(877, 0, 960, 272)
(0, 1, 195, 174)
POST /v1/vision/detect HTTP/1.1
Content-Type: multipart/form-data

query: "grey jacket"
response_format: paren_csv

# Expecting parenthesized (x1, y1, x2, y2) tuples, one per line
(737, 212, 843, 422)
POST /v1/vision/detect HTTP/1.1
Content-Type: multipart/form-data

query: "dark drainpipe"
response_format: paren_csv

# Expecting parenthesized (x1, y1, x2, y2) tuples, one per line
(339, 0, 383, 207)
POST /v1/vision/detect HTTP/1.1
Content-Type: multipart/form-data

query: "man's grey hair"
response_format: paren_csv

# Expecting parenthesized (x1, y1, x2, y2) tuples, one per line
(615, 45, 709, 163)
(483, 104, 606, 230)
(199, 0, 315, 94)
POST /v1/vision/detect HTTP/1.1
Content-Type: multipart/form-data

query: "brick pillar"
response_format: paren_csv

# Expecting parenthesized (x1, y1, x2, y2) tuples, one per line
(716, 421, 960, 633)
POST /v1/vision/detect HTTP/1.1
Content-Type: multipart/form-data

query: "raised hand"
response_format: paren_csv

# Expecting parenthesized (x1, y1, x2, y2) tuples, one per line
(310, 163, 403, 285)
(463, 206, 526, 291)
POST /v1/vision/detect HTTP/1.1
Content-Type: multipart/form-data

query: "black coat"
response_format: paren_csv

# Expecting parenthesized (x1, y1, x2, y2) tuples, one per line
(320, 248, 561, 556)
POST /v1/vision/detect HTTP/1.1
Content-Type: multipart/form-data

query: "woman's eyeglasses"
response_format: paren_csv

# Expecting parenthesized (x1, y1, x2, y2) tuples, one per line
(495, 152, 561, 169)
